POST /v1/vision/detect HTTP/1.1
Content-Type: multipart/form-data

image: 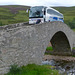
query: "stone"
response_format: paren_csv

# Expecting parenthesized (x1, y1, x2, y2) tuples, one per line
(0, 21, 74, 74)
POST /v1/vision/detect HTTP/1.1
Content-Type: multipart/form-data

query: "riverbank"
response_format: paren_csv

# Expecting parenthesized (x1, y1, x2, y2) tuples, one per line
(43, 55, 75, 61)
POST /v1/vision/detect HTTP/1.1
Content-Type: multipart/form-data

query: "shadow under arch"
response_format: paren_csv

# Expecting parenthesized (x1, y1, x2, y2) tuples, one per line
(50, 31, 72, 55)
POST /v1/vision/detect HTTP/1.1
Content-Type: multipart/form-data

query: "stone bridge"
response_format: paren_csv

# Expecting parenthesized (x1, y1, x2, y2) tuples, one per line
(0, 21, 75, 74)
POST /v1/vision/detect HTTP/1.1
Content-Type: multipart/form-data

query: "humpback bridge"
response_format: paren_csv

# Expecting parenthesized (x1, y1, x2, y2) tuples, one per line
(0, 21, 75, 74)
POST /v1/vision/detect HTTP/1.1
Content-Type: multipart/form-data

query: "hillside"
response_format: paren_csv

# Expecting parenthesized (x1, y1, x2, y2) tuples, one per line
(0, 5, 30, 25)
(0, 5, 75, 29)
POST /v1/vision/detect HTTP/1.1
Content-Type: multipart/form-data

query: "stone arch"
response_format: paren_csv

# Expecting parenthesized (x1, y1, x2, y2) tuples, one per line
(50, 31, 72, 55)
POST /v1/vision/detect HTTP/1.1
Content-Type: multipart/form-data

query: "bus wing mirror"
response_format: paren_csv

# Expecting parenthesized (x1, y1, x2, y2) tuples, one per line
(26, 9, 28, 13)
(26, 9, 30, 13)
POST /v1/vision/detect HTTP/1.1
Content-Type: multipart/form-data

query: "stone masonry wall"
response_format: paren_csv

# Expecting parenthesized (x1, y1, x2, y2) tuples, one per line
(0, 21, 74, 74)
(73, 33, 75, 47)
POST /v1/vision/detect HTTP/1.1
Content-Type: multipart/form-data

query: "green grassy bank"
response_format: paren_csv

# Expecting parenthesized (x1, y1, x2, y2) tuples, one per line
(5, 64, 60, 75)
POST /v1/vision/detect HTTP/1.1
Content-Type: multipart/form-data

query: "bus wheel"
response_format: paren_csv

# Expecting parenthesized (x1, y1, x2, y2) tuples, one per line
(36, 19, 41, 24)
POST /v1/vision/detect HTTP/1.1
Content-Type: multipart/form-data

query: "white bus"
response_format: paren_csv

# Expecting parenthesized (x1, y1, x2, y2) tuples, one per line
(29, 6, 64, 24)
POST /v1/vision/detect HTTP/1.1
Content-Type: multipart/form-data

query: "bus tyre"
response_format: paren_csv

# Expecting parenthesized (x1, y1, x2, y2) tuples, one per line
(36, 19, 41, 24)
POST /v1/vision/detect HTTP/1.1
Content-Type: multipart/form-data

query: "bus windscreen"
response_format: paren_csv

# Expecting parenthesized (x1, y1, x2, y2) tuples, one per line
(29, 6, 44, 18)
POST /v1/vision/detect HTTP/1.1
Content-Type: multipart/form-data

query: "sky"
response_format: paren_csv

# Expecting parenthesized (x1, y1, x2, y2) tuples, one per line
(0, 0, 75, 7)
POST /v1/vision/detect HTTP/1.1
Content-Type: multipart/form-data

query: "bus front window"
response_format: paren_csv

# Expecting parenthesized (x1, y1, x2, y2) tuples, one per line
(29, 7, 43, 18)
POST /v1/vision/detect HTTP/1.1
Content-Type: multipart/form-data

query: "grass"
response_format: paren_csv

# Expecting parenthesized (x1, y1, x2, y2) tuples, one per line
(72, 47, 75, 49)
(5, 64, 60, 75)
(0, 5, 29, 25)
(72, 55, 75, 57)
(46, 46, 53, 51)
(0, 5, 75, 29)
(45, 46, 53, 55)
(73, 29, 75, 31)
(72, 47, 75, 57)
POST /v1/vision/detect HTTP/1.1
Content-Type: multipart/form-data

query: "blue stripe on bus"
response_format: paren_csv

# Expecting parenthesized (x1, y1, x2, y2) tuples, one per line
(49, 16, 64, 22)
(53, 17, 58, 20)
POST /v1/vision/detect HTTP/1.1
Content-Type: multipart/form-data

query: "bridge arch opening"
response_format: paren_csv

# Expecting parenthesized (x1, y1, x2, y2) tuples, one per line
(45, 31, 72, 55)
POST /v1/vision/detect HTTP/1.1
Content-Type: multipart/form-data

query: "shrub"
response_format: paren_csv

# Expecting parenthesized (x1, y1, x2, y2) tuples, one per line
(8, 64, 21, 74)
(65, 18, 75, 29)
(5, 64, 60, 75)
(0, 21, 3, 26)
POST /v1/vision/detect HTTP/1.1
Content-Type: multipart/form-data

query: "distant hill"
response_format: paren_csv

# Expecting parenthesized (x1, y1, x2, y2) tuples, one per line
(0, 5, 30, 14)
(0, 5, 75, 29)
(0, 5, 30, 25)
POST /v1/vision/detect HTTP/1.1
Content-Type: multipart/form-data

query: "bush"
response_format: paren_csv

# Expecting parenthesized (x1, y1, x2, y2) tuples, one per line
(8, 64, 21, 74)
(5, 64, 60, 75)
(0, 21, 3, 26)
(65, 18, 75, 29)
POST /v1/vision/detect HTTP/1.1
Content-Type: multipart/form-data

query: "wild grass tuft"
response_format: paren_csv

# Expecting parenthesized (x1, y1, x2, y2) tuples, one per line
(72, 47, 75, 49)
(46, 46, 53, 51)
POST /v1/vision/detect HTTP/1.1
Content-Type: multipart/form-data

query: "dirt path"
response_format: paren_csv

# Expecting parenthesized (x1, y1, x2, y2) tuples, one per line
(43, 55, 75, 61)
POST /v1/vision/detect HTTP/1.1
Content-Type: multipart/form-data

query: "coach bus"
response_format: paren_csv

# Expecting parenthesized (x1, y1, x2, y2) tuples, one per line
(29, 6, 64, 24)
